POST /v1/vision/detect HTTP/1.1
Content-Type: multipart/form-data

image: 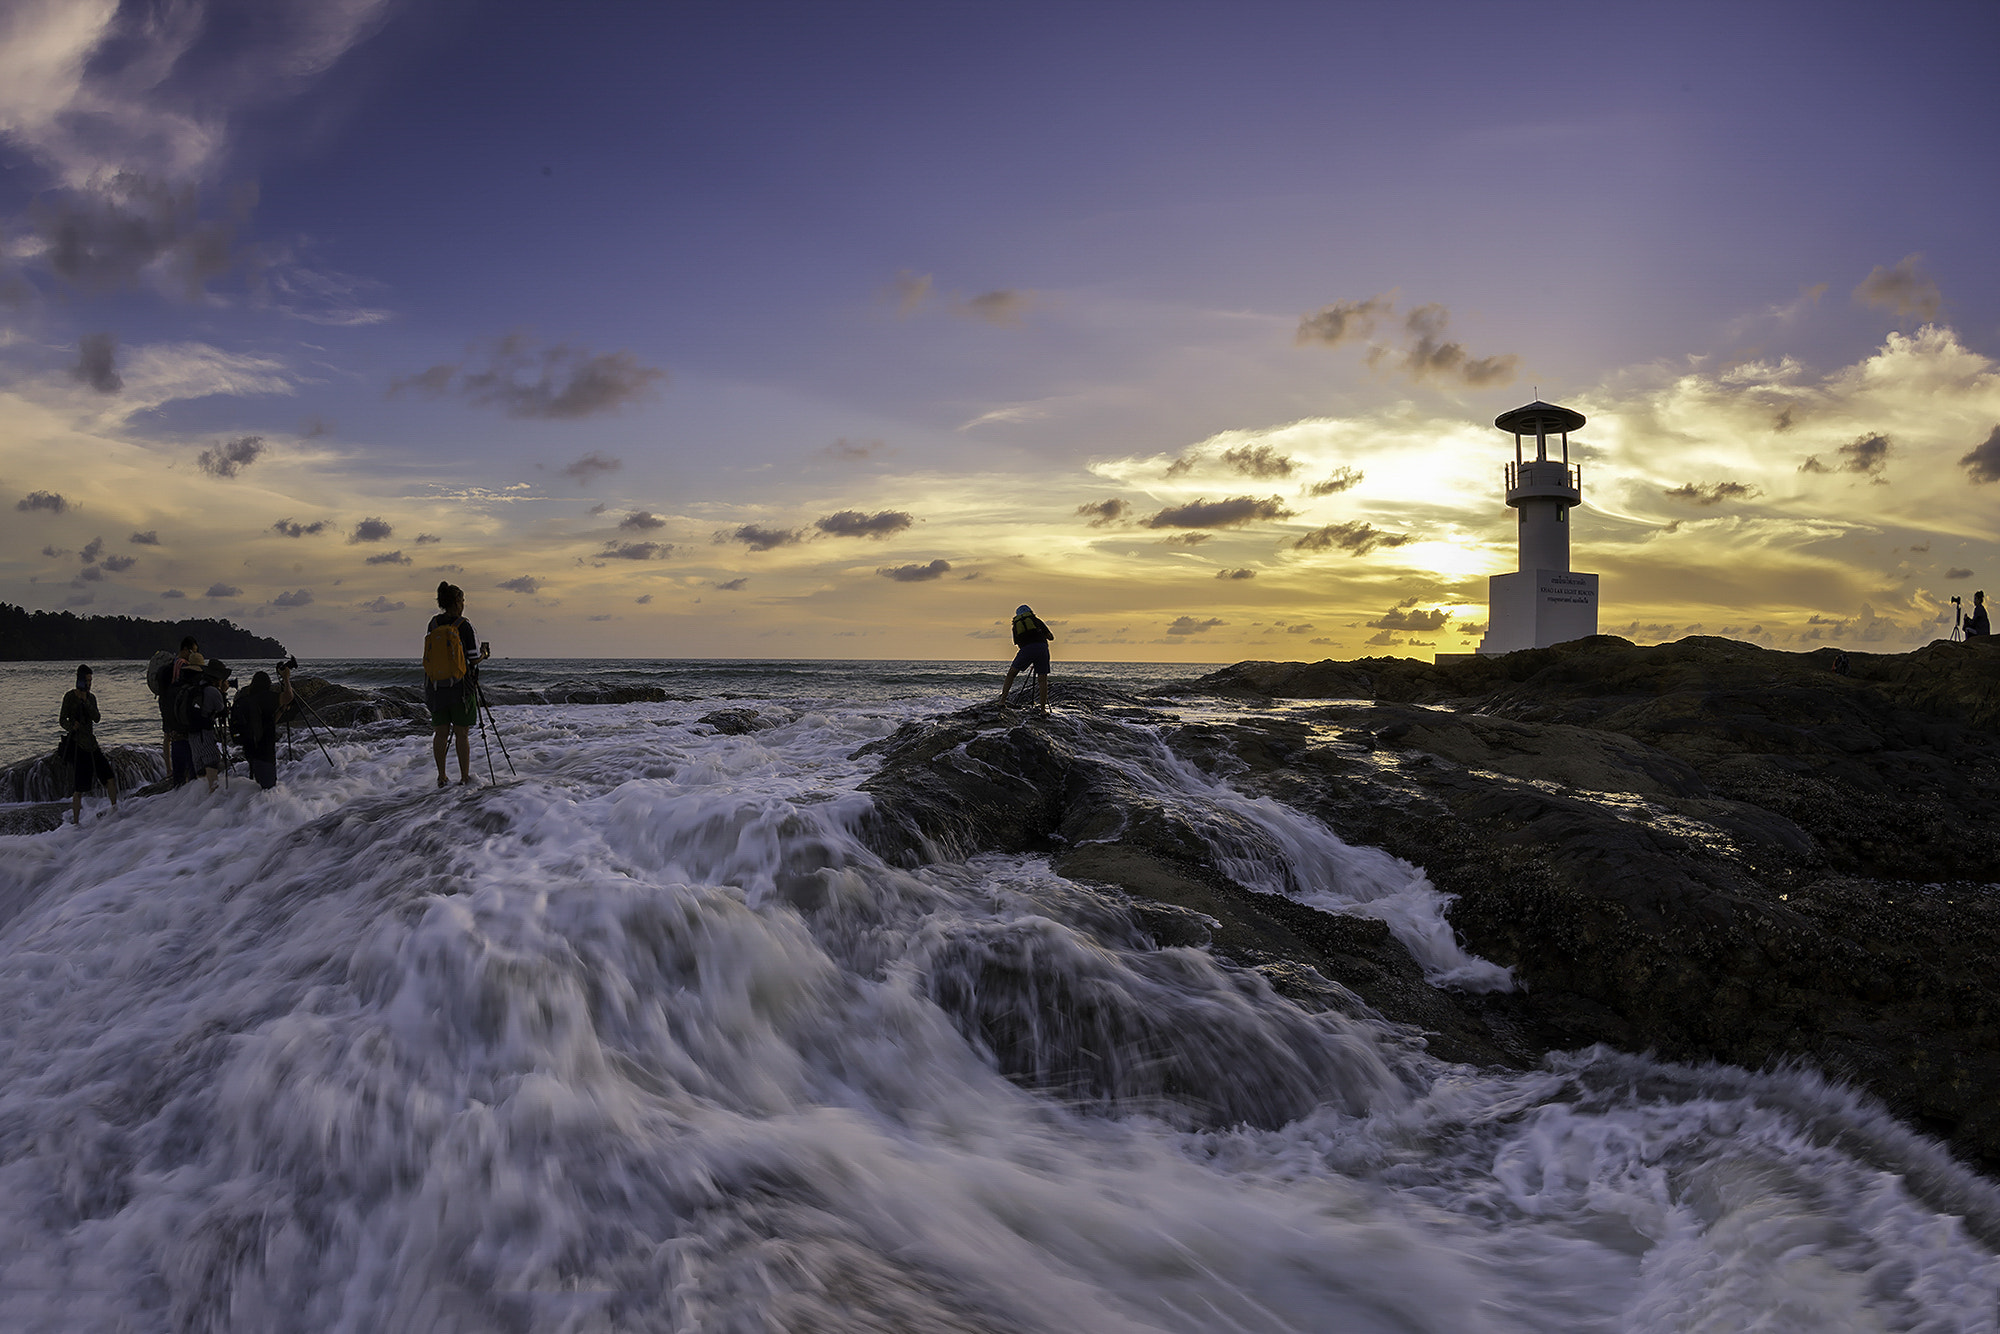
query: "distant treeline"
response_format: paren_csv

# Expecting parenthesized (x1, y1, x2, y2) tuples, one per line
(0, 603, 287, 663)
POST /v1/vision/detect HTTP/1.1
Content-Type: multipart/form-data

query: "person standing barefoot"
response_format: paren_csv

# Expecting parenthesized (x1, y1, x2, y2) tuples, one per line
(59, 664, 119, 824)
(423, 582, 484, 786)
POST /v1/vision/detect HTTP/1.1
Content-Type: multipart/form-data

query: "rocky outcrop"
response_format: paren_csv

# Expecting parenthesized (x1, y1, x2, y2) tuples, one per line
(856, 639, 2000, 1173)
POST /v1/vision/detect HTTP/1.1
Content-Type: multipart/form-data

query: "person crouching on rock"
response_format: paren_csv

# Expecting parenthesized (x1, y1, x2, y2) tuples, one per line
(1968, 590, 1990, 638)
(59, 664, 119, 825)
(424, 581, 484, 787)
(231, 666, 293, 791)
(998, 603, 1055, 713)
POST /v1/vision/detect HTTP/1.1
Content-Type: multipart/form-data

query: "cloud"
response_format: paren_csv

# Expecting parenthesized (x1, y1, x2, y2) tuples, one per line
(1396, 304, 1518, 386)
(599, 542, 671, 560)
(561, 452, 622, 484)
(1076, 498, 1129, 527)
(391, 333, 665, 420)
(1296, 295, 1392, 348)
(815, 509, 913, 539)
(16, 490, 69, 514)
(1305, 466, 1364, 497)
(1166, 616, 1225, 635)
(197, 434, 265, 477)
(1368, 607, 1450, 631)
(824, 437, 885, 461)
(71, 332, 122, 392)
(100, 553, 136, 573)
(635, 593, 654, 604)
(41, 545, 66, 557)
(887, 270, 932, 314)
(271, 517, 327, 538)
(205, 582, 242, 598)
(1215, 568, 1257, 580)
(619, 510, 666, 531)
(1798, 433, 1891, 479)
(359, 596, 405, 613)
(878, 559, 951, 582)
(75, 566, 103, 582)
(1960, 426, 2000, 484)
(955, 289, 1034, 326)
(270, 589, 313, 608)
(1219, 444, 1293, 479)
(161, 588, 186, 599)
(1293, 521, 1415, 555)
(1854, 254, 1941, 323)
(0, 1, 388, 188)
(1159, 533, 1211, 546)
(1144, 495, 1295, 529)
(349, 517, 392, 543)
(79, 536, 104, 563)
(1365, 629, 1401, 646)
(1285, 623, 1316, 634)
(414, 532, 441, 544)
(363, 550, 410, 565)
(717, 524, 801, 551)
(497, 576, 541, 594)
(1947, 567, 1974, 580)
(715, 578, 747, 591)
(1664, 480, 1762, 505)
(128, 529, 159, 545)
(29, 177, 254, 298)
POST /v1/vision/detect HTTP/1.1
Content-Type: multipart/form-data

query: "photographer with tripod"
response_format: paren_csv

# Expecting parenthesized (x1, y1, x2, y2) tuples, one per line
(230, 661, 296, 790)
(424, 582, 487, 787)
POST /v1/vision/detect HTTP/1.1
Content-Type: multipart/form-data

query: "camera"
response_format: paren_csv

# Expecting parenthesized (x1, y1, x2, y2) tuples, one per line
(277, 655, 298, 673)
(1952, 596, 1962, 606)
(480, 641, 492, 658)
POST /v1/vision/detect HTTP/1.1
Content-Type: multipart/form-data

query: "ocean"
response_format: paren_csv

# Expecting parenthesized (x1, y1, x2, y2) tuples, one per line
(1, 658, 1995, 1331)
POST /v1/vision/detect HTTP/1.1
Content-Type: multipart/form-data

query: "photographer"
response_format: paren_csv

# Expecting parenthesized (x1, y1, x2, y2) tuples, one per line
(1969, 590, 1990, 638)
(184, 660, 231, 794)
(231, 662, 295, 791)
(423, 582, 487, 787)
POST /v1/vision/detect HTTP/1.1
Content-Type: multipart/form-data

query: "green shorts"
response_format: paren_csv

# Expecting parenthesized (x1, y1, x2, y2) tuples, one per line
(428, 687, 479, 728)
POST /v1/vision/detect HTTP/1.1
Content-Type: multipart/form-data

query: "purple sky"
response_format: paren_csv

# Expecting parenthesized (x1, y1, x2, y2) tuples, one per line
(3, 0, 1997, 658)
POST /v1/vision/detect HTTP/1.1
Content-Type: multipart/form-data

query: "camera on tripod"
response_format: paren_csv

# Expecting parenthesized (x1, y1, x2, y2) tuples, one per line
(276, 655, 298, 673)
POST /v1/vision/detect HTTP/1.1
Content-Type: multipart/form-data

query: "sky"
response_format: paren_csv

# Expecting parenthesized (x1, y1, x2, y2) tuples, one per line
(2, 0, 1998, 663)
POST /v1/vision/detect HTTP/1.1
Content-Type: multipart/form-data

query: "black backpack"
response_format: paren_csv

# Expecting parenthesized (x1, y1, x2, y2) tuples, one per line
(230, 690, 267, 746)
(174, 676, 210, 733)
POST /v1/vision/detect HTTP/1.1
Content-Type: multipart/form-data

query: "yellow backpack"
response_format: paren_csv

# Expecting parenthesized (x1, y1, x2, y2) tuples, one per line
(423, 618, 468, 683)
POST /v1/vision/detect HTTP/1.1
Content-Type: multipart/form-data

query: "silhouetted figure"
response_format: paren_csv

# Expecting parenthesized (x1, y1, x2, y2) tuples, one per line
(424, 581, 484, 786)
(1968, 590, 1990, 638)
(998, 604, 1054, 712)
(59, 664, 118, 825)
(153, 636, 201, 772)
(231, 665, 294, 790)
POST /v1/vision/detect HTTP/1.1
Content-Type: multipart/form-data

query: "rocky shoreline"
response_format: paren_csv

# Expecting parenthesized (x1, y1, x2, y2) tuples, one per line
(854, 634, 2000, 1175)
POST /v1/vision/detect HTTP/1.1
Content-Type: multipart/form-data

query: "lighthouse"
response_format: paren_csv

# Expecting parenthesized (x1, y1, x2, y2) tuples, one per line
(1475, 399, 1598, 654)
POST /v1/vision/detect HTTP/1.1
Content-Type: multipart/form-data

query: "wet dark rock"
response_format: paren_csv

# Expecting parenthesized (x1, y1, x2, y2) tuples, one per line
(282, 677, 430, 729)
(861, 635, 2000, 1172)
(698, 707, 775, 735)
(1, 744, 167, 803)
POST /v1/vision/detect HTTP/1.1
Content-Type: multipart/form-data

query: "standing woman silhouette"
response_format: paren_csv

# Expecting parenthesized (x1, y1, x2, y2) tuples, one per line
(59, 664, 119, 824)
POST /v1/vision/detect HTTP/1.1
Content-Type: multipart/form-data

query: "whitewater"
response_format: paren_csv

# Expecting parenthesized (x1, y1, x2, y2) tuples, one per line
(2, 660, 1996, 1332)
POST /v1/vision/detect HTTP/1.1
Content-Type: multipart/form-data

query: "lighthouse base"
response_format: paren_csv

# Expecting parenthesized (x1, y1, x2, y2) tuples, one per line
(1478, 569, 1598, 655)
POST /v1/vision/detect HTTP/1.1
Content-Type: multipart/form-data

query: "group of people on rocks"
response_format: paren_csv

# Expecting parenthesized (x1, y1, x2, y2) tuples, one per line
(54, 582, 1060, 825)
(57, 635, 296, 825)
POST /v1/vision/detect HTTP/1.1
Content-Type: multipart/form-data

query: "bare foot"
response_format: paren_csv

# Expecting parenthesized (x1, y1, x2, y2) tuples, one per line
(436, 774, 448, 789)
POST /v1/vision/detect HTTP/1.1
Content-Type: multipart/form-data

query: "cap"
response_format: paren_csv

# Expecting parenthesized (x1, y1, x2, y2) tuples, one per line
(1016, 604, 1033, 616)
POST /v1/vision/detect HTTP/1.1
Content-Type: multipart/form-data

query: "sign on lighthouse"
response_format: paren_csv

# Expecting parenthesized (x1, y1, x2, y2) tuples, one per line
(1476, 399, 1599, 654)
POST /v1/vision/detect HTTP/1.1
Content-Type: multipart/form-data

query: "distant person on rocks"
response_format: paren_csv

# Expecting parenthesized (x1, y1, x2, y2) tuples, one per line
(59, 664, 118, 825)
(1968, 590, 1990, 638)
(154, 636, 202, 773)
(424, 581, 485, 787)
(998, 603, 1055, 713)
(230, 665, 294, 791)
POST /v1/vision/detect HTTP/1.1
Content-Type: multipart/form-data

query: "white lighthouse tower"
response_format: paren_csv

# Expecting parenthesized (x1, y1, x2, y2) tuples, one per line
(1476, 399, 1598, 654)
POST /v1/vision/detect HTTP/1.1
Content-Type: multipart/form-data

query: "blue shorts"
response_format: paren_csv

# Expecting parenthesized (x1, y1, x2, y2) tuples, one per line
(1009, 642, 1050, 675)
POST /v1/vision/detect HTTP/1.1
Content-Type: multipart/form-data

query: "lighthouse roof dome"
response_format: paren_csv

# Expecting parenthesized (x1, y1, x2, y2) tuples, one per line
(1495, 400, 1586, 435)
